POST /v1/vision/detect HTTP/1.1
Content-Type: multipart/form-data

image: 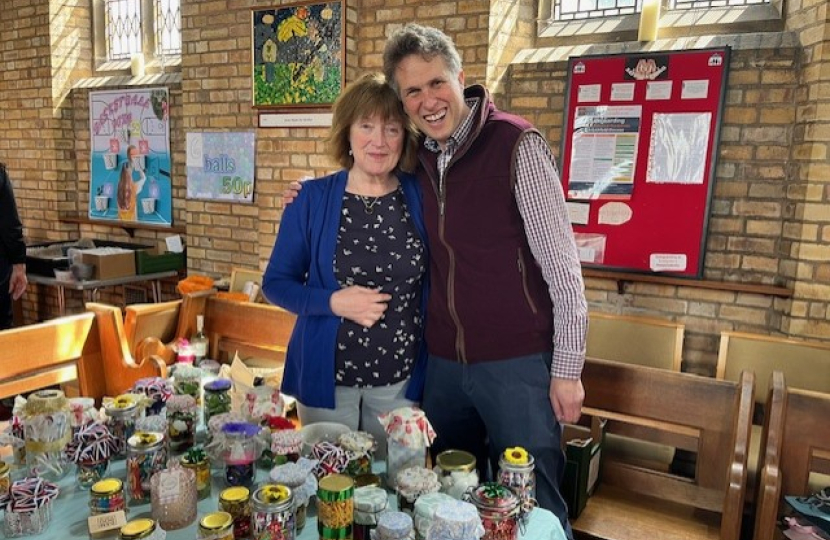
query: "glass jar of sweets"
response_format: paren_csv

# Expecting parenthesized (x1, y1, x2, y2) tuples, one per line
(221, 423, 260, 488)
(198, 511, 234, 540)
(497, 447, 536, 510)
(219, 486, 251, 540)
(317, 474, 354, 539)
(434, 449, 479, 500)
(338, 431, 376, 478)
(119, 518, 165, 540)
(395, 466, 440, 516)
(180, 448, 211, 500)
(251, 484, 296, 540)
(353, 486, 388, 540)
(374, 511, 414, 540)
(203, 379, 232, 425)
(467, 482, 521, 540)
(105, 394, 139, 459)
(22, 389, 71, 481)
(89, 478, 127, 515)
(126, 432, 168, 504)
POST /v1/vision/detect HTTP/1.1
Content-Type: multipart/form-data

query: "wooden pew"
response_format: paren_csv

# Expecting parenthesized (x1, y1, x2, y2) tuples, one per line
(754, 375, 830, 540)
(0, 312, 108, 402)
(587, 312, 685, 371)
(572, 358, 755, 540)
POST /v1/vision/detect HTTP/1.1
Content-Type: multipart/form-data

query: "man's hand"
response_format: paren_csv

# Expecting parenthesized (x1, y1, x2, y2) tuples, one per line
(282, 181, 303, 207)
(330, 286, 392, 328)
(549, 376, 584, 424)
(9, 264, 27, 300)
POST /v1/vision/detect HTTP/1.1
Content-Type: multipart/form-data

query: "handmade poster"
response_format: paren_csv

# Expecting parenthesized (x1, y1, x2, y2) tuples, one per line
(186, 132, 256, 202)
(89, 88, 172, 226)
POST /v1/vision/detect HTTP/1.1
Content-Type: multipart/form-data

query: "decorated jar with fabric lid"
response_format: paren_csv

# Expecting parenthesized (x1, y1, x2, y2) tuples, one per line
(68, 396, 98, 434)
(104, 394, 140, 459)
(496, 447, 535, 512)
(198, 511, 234, 540)
(89, 478, 127, 515)
(353, 486, 388, 540)
(251, 484, 296, 540)
(269, 428, 302, 466)
(317, 474, 354, 539)
(339, 431, 376, 478)
(434, 449, 479, 500)
(425, 499, 485, 540)
(22, 389, 71, 481)
(126, 431, 168, 504)
(466, 483, 520, 540)
(413, 492, 456, 540)
(219, 486, 251, 540)
(181, 446, 211, 499)
(372, 511, 414, 540)
(171, 363, 202, 404)
(221, 422, 261, 487)
(119, 518, 166, 540)
(378, 407, 436, 490)
(203, 379, 232, 425)
(269, 457, 318, 533)
(395, 466, 441, 516)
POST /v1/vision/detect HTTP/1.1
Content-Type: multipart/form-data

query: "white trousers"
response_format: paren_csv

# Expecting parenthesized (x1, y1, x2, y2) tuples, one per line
(296, 379, 414, 459)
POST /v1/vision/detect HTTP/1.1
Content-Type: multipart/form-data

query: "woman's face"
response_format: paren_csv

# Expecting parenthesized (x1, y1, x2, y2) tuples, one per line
(348, 113, 405, 180)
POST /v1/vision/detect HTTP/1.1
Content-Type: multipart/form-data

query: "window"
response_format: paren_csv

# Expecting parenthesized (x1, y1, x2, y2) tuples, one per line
(94, 0, 181, 68)
(551, 0, 768, 22)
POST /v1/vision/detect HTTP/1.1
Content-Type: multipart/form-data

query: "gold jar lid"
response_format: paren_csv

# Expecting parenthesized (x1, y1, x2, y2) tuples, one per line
(436, 449, 476, 473)
(199, 511, 233, 532)
(220, 486, 250, 504)
(317, 474, 354, 502)
(120, 518, 156, 540)
(91, 478, 123, 496)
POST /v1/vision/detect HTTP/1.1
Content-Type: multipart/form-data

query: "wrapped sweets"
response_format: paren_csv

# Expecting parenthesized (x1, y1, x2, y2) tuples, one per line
(166, 394, 198, 452)
(378, 407, 436, 490)
(132, 377, 173, 416)
(103, 394, 142, 459)
(426, 500, 485, 540)
(3, 477, 60, 537)
(413, 492, 456, 540)
(250, 484, 296, 540)
(64, 421, 119, 488)
(126, 432, 168, 504)
(21, 389, 71, 481)
(466, 483, 521, 540)
(269, 457, 319, 533)
(310, 441, 350, 479)
(396, 466, 441, 516)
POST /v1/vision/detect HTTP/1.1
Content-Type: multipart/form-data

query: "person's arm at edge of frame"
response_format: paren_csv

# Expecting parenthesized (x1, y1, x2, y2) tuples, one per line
(0, 166, 28, 300)
(514, 132, 588, 424)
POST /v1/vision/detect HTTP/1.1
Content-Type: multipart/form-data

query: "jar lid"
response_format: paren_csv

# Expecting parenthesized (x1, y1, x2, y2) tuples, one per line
(220, 486, 250, 503)
(91, 478, 123, 496)
(107, 395, 138, 413)
(396, 466, 440, 495)
(338, 431, 375, 454)
(205, 379, 232, 392)
(127, 431, 164, 449)
(430, 500, 485, 538)
(252, 484, 294, 512)
(469, 483, 520, 513)
(435, 449, 476, 472)
(120, 518, 156, 540)
(375, 511, 413, 540)
(354, 473, 382, 488)
(354, 486, 388, 513)
(317, 473, 354, 501)
(199, 511, 233, 532)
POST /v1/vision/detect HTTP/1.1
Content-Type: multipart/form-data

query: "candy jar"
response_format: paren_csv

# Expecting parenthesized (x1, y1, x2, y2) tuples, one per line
(180, 446, 211, 499)
(0, 461, 10, 500)
(171, 364, 201, 404)
(260, 415, 298, 467)
(150, 466, 197, 530)
(396, 466, 441, 516)
(434, 449, 479, 500)
(497, 446, 536, 511)
(3, 478, 60, 537)
(126, 431, 168, 504)
(68, 397, 98, 434)
(131, 377, 173, 416)
(104, 394, 141, 459)
(219, 486, 251, 540)
(338, 431, 376, 478)
(426, 499, 485, 540)
(118, 518, 166, 540)
(413, 492, 456, 540)
(22, 389, 71, 481)
(203, 378, 232, 425)
(64, 421, 118, 488)
(353, 485, 388, 540)
(221, 422, 261, 487)
(205, 412, 247, 468)
(89, 478, 127, 515)
(466, 483, 521, 540)
(378, 406, 436, 489)
(166, 394, 198, 452)
(269, 457, 318, 533)
(316, 474, 354, 539)
(251, 484, 296, 540)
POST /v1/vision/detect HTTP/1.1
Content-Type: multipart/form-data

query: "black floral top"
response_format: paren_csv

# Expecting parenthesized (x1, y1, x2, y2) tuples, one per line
(333, 186, 426, 387)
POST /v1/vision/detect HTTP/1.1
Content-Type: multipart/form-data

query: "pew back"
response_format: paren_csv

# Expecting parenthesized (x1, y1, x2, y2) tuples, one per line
(587, 312, 684, 371)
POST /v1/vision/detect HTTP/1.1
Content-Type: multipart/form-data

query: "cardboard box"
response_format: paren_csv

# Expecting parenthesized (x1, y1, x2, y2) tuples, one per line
(81, 249, 137, 280)
(562, 416, 606, 519)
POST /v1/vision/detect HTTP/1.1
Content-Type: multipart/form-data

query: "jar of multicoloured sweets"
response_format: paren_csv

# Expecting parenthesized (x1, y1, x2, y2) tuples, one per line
(251, 484, 296, 540)
(105, 394, 139, 459)
(198, 511, 234, 540)
(203, 379, 232, 425)
(497, 447, 535, 511)
(434, 449, 479, 500)
(119, 518, 165, 540)
(317, 474, 354, 539)
(338, 431, 376, 478)
(467, 483, 521, 540)
(219, 486, 251, 540)
(126, 432, 168, 504)
(89, 478, 127, 515)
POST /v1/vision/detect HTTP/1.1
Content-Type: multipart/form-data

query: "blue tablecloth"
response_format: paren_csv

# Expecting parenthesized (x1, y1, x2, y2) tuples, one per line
(3, 459, 566, 540)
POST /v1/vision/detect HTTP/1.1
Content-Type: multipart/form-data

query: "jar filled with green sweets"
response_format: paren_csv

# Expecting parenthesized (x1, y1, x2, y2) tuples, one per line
(203, 379, 232, 425)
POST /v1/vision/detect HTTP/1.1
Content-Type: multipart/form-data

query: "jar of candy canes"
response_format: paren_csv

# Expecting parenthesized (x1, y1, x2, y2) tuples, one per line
(467, 483, 521, 540)
(89, 478, 127, 515)
(126, 432, 168, 504)
(434, 449, 479, 500)
(198, 512, 234, 540)
(105, 395, 140, 459)
(219, 487, 251, 540)
(22, 389, 71, 481)
(251, 484, 296, 540)
(317, 474, 354, 539)
(497, 446, 536, 510)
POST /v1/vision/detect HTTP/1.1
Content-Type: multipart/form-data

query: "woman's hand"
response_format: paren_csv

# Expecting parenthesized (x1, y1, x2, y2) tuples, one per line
(330, 285, 392, 328)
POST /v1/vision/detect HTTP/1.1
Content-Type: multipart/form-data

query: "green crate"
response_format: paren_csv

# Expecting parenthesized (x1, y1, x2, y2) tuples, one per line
(135, 249, 185, 274)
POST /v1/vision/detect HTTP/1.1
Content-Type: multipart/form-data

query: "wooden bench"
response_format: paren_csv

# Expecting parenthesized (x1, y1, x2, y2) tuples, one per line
(572, 358, 755, 540)
(587, 312, 685, 371)
(754, 373, 830, 540)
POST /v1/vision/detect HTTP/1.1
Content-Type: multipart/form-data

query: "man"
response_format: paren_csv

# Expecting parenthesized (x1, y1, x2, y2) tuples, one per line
(0, 161, 27, 330)
(382, 24, 587, 536)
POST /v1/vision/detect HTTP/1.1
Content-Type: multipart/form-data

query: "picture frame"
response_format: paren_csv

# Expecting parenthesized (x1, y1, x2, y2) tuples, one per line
(251, 0, 344, 109)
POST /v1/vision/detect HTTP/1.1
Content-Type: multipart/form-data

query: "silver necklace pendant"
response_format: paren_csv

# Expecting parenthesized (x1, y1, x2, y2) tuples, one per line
(359, 195, 380, 214)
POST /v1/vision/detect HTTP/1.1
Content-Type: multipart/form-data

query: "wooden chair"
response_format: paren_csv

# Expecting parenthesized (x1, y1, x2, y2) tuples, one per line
(571, 358, 755, 540)
(587, 311, 685, 371)
(754, 374, 830, 540)
(0, 312, 108, 401)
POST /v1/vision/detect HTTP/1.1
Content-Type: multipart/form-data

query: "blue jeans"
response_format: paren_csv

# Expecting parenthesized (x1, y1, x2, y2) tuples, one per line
(422, 353, 573, 539)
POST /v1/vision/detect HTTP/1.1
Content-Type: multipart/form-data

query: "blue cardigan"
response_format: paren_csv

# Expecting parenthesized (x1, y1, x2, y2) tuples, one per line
(262, 169, 429, 409)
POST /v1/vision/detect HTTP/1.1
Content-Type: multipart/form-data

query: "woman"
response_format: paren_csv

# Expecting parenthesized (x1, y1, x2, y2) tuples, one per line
(262, 73, 428, 456)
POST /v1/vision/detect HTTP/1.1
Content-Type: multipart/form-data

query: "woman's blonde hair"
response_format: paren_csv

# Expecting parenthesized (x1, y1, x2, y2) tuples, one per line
(327, 72, 419, 172)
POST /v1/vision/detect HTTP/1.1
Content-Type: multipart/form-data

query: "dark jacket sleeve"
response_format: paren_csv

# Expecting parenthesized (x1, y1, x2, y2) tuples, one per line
(0, 165, 27, 265)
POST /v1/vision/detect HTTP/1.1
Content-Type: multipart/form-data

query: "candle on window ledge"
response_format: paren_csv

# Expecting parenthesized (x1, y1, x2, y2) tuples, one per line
(638, 0, 661, 42)
(131, 53, 145, 78)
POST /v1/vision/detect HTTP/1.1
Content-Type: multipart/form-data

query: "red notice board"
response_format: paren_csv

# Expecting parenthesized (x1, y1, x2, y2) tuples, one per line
(560, 47, 730, 278)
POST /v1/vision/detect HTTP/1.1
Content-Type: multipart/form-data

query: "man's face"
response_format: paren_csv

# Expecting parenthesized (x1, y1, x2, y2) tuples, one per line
(394, 54, 468, 149)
